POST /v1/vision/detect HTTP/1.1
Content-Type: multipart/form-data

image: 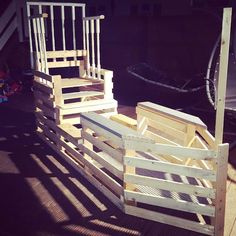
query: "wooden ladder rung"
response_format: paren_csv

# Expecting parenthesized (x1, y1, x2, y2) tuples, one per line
(61, 78, 104, 88)
(63, 91, 104, 100)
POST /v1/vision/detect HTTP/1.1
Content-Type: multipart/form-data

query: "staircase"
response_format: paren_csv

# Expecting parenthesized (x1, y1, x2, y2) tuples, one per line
(0, 0, 30, 70)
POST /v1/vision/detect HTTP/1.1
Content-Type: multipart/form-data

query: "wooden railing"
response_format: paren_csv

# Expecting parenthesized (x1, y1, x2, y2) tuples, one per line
(0, 0, 25, 51)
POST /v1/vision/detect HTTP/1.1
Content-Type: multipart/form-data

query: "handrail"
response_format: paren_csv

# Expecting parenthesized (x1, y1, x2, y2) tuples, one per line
(0, 0, 25, 51)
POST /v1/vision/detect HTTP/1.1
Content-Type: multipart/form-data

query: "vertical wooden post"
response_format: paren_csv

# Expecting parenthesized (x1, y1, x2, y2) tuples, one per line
(96, 19, 101, 79)
(61, 5, 66, 61)
(91, 19, 96, 78)
(215, 8, 232, 145)
(50, 5, 55, 61)
(214, 144, 229, 236)
(85, 20, 90, 77)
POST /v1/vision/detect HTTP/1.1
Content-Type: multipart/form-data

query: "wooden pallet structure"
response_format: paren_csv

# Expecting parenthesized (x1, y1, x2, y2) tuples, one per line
(27, 2, 232, 235)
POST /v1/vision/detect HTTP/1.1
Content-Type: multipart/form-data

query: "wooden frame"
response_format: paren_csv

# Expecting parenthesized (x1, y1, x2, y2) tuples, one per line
(30, 5, 231, 236)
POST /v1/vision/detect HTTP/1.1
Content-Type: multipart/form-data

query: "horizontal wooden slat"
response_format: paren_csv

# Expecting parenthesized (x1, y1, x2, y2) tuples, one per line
(60, 100, 117, 115)
(81, 131, 123, 163)
(124, 205, 214, 235)
(148, 119, 187, 142)
(138, 102, 207, 129)
(125, 190, 215, 217)
(34, 70, 53, 82)
(63, 91, 104, 100)
(34, 91, 54, 108)
(137, 107, 187, 132)
(80, 117, 123, 148)
(81, 112, 138, 138)
(33, 80, 53, 95)
(110, 114, 137, 130)
(123, 135, 217, 160)
(61, 78, 103, 88)
(124, 156, 216, 181)
(36, 131, 124, 211)
(46, 60, 83, 68)
(35, 101, 55, 119)
(46, 50, 85, 58)
(124, 173, 216, 199)
(144, 129, 181, 146)
(82, 145, 123, 180)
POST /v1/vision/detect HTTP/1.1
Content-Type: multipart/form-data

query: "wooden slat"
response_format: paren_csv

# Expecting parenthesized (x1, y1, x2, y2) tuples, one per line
(138, 102, 207, 129)
(137, 107, 187, 132)
(35, 101, 55, 119)
(61, 78, 103, 88)
(80, 117, 123, 148)
(124, 156, 216, 181)
(110, 114, 137, 130)
(81, 112, 138, 138)
(45, 50, 85, 58)
(81, 145, 123, 180)
(125, 190, 215, 217)
(34, 70, 53, 82)
(36, 131, 123, 211)
(123, 135, 217, 160)
(34, 91, 54, 108)
(124, 173, 216, 199)
(47, 60, 82, 68)
(33, 80, 53, 95)
(124, 205, 214, 235)
(148, 119, 186, 141)
(81, 131, 123, 163)
(63, 91, 104, 100)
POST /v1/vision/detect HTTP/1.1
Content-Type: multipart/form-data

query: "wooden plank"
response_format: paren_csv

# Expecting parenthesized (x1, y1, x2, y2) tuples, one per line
(138, 102, 207, 129)
(63, 91, 104, 100)
(61, 78, 103, 88)
(125, 205, 214, 235)
(33, 80, 53, 95)
(215, 8, 232, 145)
(214, 144, 229, 235)
(80, 118, 123, 148)
(137, 107, 187, 132)
(46, 50, 85, 58)
(196, 127, 215, 148)
(35, 101, 55, 119)
(36, 131, 124, 211)
(47, 60, 83, 68)
(125, 190, 215, 217)
(34, 70, 53, 82)
(34, 91, 54, 108)
(144, 129, 181, 146)
(110, 114, 137, 130)
(124, 173, 216, 199)
(148, 119, 186, 141)
(123, 135, 217, 160)
(61, 99, 117, 111)
(80, 112, 138, 139)
(81, 145, 123, 180)
(75, 147, 123, 196)
(81, 130, 123, 163)
(124, 156, 216, 181)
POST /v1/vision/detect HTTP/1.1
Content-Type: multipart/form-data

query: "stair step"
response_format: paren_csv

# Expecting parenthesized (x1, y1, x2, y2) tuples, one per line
(61, 78, 104, 88)
(63, 91, 104, 100)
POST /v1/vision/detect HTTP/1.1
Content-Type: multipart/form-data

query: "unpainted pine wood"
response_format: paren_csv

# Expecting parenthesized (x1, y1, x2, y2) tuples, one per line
(125, 205, 214, 236)
(124, 190, 215, 217)
(215, 8, 232, 145)
(138, 102, 207, 129)
(214, 144, 229, 236)
(124, 156, 216, 182)
(110, 114, 137, 130)
(124, 173, 215, 199)
(123, 135, 217, 160)
(137, 107, 187, 133)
